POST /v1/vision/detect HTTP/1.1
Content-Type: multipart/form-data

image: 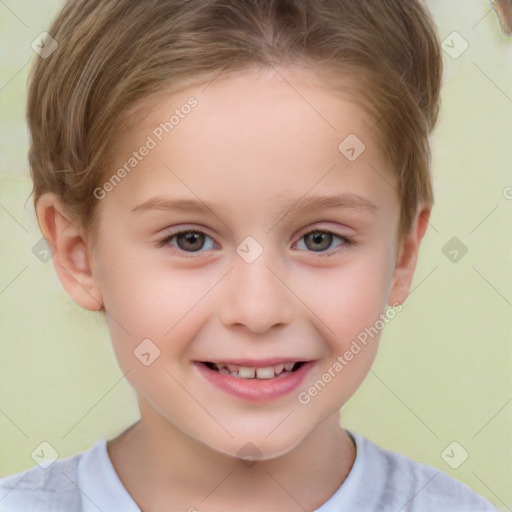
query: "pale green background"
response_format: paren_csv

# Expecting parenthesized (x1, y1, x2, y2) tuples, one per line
(0, 0, 510, 509)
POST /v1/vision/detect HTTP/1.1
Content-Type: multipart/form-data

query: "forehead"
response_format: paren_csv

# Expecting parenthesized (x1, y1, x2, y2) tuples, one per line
(135, 64, 373, 152)
(102, 65, 397, 219)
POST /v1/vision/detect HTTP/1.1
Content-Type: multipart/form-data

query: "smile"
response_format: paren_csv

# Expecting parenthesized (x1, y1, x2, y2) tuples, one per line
(203, 361, 305, 379)
(195, 360, 314, 403)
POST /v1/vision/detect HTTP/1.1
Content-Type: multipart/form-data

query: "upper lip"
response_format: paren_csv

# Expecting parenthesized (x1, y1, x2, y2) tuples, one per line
(198, 358, 312, 367)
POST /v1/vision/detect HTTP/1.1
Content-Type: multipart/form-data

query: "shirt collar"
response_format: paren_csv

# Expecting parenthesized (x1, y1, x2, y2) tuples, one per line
(76, 429, 365, 512)
(77, 439, 141, 512)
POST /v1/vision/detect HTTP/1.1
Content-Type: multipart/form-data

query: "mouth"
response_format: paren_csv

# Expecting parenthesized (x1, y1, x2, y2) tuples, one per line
(202, 361, 306, 380)
(195, 359, 314, 403)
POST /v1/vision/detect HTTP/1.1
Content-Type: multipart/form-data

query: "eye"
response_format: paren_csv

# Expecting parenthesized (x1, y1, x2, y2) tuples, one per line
(295, 229, 352, 254)
(158, 229, 217, 253)
(157, 227, 353, 256)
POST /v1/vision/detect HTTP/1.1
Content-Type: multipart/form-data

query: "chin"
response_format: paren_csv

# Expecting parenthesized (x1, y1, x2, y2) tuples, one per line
(208, 430, 306, 464)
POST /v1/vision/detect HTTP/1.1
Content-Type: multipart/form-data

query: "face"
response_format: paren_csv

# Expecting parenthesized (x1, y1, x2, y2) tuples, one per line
(89, 66, 403, 460)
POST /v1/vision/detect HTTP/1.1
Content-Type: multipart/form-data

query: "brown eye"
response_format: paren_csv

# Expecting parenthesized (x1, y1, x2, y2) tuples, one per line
(175, 231, 206, 252)
(295, 229, 352, 255)
(303, 231, 334, 252)
(159, 229, 216, 253)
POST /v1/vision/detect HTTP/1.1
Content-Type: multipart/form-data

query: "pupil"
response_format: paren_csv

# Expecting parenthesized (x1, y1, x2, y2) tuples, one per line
(306, 231, 332, 251)
(178, 232, 204, 251)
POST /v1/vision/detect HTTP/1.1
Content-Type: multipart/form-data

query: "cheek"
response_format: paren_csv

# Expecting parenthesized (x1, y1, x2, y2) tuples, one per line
(294, 260, 392, 410)
(295, 250, 394, 344)
(94, 243, 217, 372)
(312, 250, 396, 398)
(96, 238, 199, 329)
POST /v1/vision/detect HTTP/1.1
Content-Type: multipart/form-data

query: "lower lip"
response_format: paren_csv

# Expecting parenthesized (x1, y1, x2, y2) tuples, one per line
(195, 361, 314, 403)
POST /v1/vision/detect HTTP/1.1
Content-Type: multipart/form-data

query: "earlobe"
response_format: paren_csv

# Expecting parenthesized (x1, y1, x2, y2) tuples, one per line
(387, 207, 430, 307)
(35, 193, 104, 312)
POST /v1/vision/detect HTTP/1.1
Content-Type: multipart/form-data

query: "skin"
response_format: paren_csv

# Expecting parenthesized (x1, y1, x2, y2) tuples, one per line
(36, 65, 429, 511)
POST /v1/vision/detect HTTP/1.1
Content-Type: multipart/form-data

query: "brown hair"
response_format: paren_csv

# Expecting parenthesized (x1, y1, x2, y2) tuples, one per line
(27, 0, 442, 241)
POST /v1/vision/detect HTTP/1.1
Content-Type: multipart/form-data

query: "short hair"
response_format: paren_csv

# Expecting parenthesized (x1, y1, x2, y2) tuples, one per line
(27, 0, 442, 241)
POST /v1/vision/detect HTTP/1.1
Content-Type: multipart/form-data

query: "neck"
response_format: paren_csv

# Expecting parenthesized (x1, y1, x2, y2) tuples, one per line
(107, 401, 356, 512)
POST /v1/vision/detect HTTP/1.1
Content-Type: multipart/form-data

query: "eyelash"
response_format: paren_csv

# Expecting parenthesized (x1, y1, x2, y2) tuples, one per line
(156, 227, 354, 257)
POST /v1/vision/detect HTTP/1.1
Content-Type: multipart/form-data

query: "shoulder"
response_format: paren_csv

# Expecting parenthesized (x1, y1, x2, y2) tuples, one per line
(350, 432, 496, 512)
(0, 450, 83, 512)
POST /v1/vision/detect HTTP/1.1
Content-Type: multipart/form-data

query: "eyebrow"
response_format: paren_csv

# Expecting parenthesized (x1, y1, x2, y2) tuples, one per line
(131, 192, 377, 223)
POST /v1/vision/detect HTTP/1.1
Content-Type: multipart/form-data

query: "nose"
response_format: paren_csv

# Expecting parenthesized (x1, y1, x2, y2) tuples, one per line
(219, 252, 295, 334)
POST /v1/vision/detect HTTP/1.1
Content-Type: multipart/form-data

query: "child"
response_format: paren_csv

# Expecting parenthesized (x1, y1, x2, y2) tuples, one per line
(0, 0, 497, 510)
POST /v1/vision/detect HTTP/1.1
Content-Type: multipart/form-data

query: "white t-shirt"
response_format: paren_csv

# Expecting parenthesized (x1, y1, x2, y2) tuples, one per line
(0, 430, 496, 512)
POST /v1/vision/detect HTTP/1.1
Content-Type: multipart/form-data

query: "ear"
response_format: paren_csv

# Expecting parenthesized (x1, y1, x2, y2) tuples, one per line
(388, 206, 430, 306)
(35, 193, 104, 311)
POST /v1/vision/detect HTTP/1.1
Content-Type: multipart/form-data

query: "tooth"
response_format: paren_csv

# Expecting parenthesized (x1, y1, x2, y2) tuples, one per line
(238, 367, 256, 379)
(213, 362, 300, 378)
(256, 367, 275, 379)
